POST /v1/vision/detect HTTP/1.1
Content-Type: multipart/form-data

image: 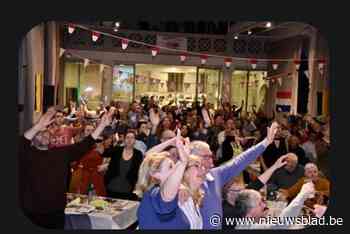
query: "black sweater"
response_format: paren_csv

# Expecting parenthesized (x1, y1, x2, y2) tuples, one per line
(18, 135, 95, 215)
(102, 146, 143, 192)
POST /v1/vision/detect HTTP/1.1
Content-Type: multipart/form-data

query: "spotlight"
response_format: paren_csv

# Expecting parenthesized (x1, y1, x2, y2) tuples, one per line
(248, 30, 252, 35)
(266, 22, 272, 28)
(234, 35, 238, 40)
(114, 28, 119, 32)
(115, 22, 120, 27)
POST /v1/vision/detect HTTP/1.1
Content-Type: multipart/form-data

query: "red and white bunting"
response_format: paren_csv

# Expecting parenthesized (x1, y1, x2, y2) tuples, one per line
(121, 39, 128, 50)
(151, 47, 159, 57)
(92, 31, 100, 42)
(294, 59, 301, 70)
(272, 63, 279, 70)
(250, 59, 257, 69)
(200, 54, 208, 65)
(318, 59, 326, 75)
(224, 58, 232, 68)
(68, 24, 75, 34)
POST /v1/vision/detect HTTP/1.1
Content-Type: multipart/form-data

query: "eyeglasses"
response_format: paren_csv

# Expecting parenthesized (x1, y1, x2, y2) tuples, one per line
(186, 163, 206, 170)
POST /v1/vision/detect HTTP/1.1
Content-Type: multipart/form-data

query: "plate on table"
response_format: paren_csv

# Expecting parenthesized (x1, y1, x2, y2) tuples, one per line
(66, 204, 95, 214)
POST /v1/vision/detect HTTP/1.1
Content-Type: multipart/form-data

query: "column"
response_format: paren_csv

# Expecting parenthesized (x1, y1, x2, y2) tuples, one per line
(221, 66, 233, 104)
(101, 65, 113, 104)
(25, 23, 45, 129)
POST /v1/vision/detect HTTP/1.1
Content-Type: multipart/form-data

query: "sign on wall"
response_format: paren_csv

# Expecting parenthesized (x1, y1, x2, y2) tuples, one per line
(157, 35, 187, 50)
(276, 90, 292, 112)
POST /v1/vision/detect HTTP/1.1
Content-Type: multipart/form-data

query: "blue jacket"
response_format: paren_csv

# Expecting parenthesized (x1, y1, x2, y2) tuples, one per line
(137, 186, 190, 229)
(200, 140, 267, 229)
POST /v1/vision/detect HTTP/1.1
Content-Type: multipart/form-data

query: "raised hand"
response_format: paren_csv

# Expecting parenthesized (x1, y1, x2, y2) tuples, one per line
(273, 155, 288, 169)
(313, 204, 327, 218)
(100, 107, 115, 127)
(300, 182, 315, 199)
(266, 121, 279, 145)
(37, 107, 57, 130)
(176, 129, 189, 164)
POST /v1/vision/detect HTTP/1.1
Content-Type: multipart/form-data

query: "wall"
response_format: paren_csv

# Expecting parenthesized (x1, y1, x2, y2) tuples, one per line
(24, 24, 45, 128)
(265, 36, 303, 118)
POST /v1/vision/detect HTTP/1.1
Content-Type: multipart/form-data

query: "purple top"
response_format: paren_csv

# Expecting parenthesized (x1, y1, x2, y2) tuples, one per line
(200, 140, 267, 229)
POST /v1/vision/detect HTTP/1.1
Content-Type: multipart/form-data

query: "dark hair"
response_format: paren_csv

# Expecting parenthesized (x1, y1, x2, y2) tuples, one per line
(137, 121, 148, 129)
(126, 129, 137, 137)
(214, 113, 223, 120)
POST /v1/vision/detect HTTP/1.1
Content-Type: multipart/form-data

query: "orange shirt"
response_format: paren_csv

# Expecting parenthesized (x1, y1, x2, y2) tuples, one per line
(285, 176, 330, 200)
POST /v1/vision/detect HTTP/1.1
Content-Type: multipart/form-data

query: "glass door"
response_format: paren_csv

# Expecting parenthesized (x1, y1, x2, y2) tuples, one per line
(231, 70, 267, 114)
(197, 68, 220, 109)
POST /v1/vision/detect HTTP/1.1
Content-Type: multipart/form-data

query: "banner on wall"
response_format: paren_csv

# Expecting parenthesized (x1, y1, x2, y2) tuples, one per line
(35, 73, 43, 112)
(157, 35, 187, 50)
(276, 90, 292, 112)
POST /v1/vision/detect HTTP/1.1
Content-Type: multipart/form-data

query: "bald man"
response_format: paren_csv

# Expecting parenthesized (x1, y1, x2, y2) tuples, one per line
(267, 153, 305, 189)
(281, 163, 330, 201)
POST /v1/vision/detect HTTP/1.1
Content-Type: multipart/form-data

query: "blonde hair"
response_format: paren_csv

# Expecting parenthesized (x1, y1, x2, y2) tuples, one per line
(181, 155, 205, 207)
(134, 152, 170, 198)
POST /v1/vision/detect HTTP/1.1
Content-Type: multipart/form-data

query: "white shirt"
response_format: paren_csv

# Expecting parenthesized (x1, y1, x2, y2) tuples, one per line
(178, 197, 203, 229)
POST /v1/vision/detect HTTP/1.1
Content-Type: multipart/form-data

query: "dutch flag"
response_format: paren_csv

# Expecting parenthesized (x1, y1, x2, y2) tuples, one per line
(276, 91, 292, 112)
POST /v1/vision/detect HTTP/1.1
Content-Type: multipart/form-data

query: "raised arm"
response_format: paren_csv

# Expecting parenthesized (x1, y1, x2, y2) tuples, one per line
(145, 137, 176, 158)
(160, 130, 188, 202)
(278, 182, 315, 218)
(24, 107, 56, 140)
(258, 155, 288, 185)
(212, 122, 279, 187)
(63, 107, 114, 162)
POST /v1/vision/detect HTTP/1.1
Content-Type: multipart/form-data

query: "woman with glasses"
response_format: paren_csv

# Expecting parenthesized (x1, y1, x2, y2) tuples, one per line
(136, 131, 207, 229)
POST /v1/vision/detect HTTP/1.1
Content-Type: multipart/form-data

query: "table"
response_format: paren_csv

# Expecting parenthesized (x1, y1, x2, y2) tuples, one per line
(65, 193, 139, 229)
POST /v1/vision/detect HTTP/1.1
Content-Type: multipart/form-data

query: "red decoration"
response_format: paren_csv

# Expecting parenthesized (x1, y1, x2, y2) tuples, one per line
(68, 24, 75, 34)
(200, 54, 208, 65)
(224, 58, 232, 68)
(272, 63, 279, 70)
(151, 47, 159, 57)
(92, 31, 100, 42)
(294, 59, 301, 70)
(249, 59, 257, 69)
(121, 39, 128, 50)
(318, 58, 326, 74)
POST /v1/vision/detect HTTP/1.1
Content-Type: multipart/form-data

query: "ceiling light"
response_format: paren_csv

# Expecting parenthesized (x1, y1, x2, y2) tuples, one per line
(266, 22, 272, 28)
(234, 35, 238, 40)
(248, 30, 252, 35)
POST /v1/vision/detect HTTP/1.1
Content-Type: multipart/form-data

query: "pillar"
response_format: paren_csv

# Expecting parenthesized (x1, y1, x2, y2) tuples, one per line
(25, 23, 45, 129)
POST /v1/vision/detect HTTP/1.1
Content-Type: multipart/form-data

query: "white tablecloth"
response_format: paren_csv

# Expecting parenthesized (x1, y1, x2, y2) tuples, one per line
(65, 193, 139, 229)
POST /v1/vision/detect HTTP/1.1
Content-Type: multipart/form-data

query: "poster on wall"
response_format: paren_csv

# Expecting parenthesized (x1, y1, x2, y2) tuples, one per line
(275, 90, 292, 113)
(157, 35, 187, 50)
(34, 73, 43, 112)
(112, 65, 133, 102)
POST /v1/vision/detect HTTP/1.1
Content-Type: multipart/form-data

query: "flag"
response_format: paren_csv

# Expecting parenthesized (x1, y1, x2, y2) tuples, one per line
(276, 91, 292, 112)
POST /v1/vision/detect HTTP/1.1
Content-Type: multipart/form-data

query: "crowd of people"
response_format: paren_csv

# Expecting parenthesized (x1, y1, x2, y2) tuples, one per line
(18, 96, 331, 229)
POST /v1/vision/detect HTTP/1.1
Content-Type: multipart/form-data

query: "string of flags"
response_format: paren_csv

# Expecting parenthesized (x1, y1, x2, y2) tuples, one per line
(65, 23, 327, 74)
(59, 47, 316, 89)
(59, 48, 110, 73)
